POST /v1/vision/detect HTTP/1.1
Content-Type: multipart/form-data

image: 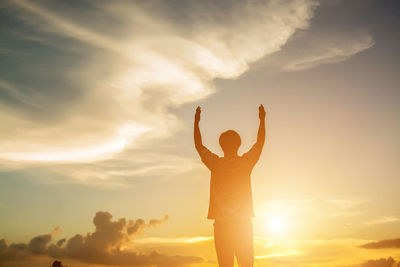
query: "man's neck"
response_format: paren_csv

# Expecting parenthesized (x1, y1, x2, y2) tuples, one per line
(223, 153, 238, 159)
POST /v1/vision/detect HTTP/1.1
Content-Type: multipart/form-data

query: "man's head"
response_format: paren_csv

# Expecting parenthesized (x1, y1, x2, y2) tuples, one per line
(219, 130, 241, 156)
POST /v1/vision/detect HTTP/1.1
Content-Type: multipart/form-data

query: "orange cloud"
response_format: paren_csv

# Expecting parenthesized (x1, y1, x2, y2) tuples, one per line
(0, 211, 201, 266)
(360, 238, 400, 249)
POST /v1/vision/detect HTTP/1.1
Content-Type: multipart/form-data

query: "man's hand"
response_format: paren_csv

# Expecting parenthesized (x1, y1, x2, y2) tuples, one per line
(259, 104, 266, 120)
(195, 106, 201, 123)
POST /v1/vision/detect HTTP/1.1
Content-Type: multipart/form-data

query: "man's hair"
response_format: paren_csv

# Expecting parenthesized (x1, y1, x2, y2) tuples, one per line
(219, 130, 241, 154)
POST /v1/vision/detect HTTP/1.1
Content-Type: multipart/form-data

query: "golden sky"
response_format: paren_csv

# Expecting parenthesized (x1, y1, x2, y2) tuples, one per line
(0, 0, 399, 266)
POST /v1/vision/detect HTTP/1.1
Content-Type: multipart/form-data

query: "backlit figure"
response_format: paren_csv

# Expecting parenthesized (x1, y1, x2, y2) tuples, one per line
(194, 105, 266, 267)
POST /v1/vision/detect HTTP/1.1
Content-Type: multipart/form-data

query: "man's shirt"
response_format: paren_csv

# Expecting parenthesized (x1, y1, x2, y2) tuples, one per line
(199, 145, 262, 220)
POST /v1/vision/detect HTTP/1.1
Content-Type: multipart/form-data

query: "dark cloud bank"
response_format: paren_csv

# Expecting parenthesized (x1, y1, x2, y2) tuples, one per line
(360, 238, 400, 249)
(0, 211, 202, 266)
(361, 257, 400, 267)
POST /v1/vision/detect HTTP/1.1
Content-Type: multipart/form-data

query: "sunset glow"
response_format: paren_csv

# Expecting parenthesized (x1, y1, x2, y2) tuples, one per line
(0, 1, 399, 267)
(266, 213, 288, 235)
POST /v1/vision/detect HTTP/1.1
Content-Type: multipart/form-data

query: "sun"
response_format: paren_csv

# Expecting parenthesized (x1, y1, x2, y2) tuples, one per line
(265, 213, 287, 235)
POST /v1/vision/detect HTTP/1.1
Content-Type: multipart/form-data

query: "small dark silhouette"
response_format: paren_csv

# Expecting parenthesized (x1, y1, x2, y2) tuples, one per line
(52, 260, 65, 267)
(194, 105, 266, 267)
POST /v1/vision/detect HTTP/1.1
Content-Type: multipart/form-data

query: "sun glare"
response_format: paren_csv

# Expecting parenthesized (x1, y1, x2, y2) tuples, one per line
(265, 213, 288, 236)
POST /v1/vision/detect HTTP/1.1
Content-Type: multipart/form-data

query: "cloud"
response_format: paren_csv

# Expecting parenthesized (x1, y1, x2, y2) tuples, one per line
(0, 0, 318, 184)
(262, 28, 374, 72)
(0, 0, 375, 185)
(360, 238, 400, 249)
(149, 215, 169, 227)
(56, 239, 66, 247)
(259, 0, 375, 72)
(0, 211, 201, 266)
(28, 233, 52, 254)
(364, 216, 400, 225)
(134, 236, 213, 244)
(361, 257, 400, 267)
(280, 33, 373, 71)
(247, 237, 398, 266)
(0, 78, 45, 109)
(0, 239, 30, 261)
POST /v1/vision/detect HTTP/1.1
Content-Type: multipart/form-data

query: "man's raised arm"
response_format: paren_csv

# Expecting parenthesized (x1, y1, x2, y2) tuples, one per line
(242, 104, 266, 164)
(255, 104, 266, 150)
(194, 106, 218, 169)
(194, 106, 205, 154)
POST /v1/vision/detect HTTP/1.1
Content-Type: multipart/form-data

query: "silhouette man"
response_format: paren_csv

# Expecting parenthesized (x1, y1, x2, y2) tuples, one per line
(194, 105, 266, 267)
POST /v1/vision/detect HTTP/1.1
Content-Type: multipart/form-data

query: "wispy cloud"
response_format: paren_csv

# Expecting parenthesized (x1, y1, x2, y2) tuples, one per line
(263, 30, 374, 72)
(0, 0, 375, 185)
(325, 198, 369, 210)
(254, 251, 302, 259)
(9, 0, 119, 52)
(282, 33, 374, 71)
(0, 0, 318, 184)
(134, 236, 213, 244)
(252, 237, 399, 266)
(0, 79, 45, 108)
(363, 216, 400, 226)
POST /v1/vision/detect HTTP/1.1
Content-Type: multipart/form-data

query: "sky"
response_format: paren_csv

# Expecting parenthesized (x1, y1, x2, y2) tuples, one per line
(0, 0, 399, 266)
